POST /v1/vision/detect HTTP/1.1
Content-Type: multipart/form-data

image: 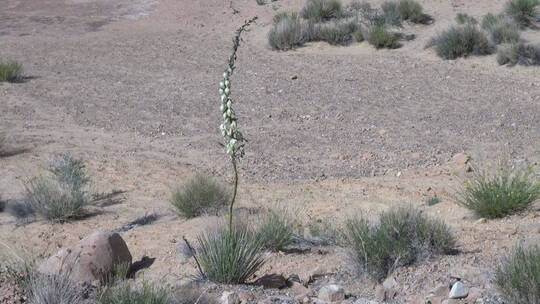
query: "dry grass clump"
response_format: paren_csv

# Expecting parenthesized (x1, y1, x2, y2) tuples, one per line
(99, 282, 175, 304)
(455, 165, 540, 218)
(28, 272, 85, 304)
(268, 14, 307, 50)
(256, 208, 295, 251)
(455, 13, 478, 24)
(495, 245, 540, 304)
(497, 42, 540, 65)
(382, 0, 428, 24)
(428, 23, 493, 59)
(301, 0, 344, 21)
(505, 0, 539, 27)
(343, 207, 455, 281)
(365, 25, 400, 49)
(170, 175, 229, 218)
(481, 14, 521, 45)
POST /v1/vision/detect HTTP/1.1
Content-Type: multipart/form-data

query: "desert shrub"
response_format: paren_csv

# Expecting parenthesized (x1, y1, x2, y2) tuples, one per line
(382, 0, 426, 23)
(195, 223, 266, 284)
(170, 175, 229, 218)
(310, 20, 356, 45)
(343, 207, 455, 281)
(268, 15, 306, 50)
(481, 15, 521, 45)
(505, 0, 539, 27)
(301, 0, 344, 21)
(99, 282, 174, 304)
(25, 178, 90, 222)
(428, 24, 493, 59)
(273, 11, 299, 24)
(351, 1, 401, 26)
(353, 29, 364, 41)
(305, 219, 342, 245)
(46, 154, 90, 191)
(497, 42, 540, 65)
(256, 208, 294, 251)
(456, 13, 478, 24)
(28, 272, 85, 304)
(495, 245, 540, 304)
(366, 25, 400, 49)
(455, 165, 540, 218)
(0, 61, 22, 82)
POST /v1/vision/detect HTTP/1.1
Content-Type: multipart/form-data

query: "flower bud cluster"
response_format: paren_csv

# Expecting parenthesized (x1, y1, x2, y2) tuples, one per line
(219, 67, 244, 158)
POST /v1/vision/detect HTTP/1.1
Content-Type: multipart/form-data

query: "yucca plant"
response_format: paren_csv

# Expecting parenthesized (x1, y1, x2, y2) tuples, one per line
(455, 165, 540, 218)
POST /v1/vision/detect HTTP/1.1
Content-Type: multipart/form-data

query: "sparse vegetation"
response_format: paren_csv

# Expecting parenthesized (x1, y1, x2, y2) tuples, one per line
(481, 14, 520, 45)
(170, 175, 229, 218)
(311, 20, 357, 45)
(194, 223, 266, 284)
(366, 25, 400, 49)
(99, 282, 173, 304)
(455, 165, 540, 218)
(505, 0, 539, 27)
(256, 208, 295, 251)
(353, 29, 364, 41)
(0, 243, 36, 290)
(428, 24, 493, 59)
(497, 42, 540, 65)
(343, 207, 455, 281)
(426, 196, 441, 206)
(456, 12, 478, 24)
(495, 245, 540, 304)
(301, 0, 344, 22)
(268, 14, 306, 50)
(28, 273, 85, 304)
(382, 0, 426, 23)
(0, 61, 22, 83)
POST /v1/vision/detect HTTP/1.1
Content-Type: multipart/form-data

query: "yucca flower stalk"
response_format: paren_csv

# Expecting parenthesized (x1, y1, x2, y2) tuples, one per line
(219, 17, 257, 233)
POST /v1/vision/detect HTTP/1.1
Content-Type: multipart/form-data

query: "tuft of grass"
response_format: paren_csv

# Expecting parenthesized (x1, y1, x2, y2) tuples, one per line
(456, 12, 478, 24)
(273, 11, 299, 24)
(497, 42, 540, 65)
(366, 25, 400, 49)
(0, 243, 36, 290)
(29, 273, 85, 304)
(268, 14, 306, 50)
(300, 0, 344, 22)
(382, 0, 426, 23)
(505, 0, 539, 27)
(481, 14, 521, 45)
(0, 61, 22, 83)
(256, 208, 295, 251)
(343, 207, 455, 281)
(495, 245, 540, 304)
(351, 1, 402, 27)
(46, 154, 90, 191)
(455, 165, 540, 218)
(99, 282, 173, 304)
(194, 223, 266, 284)
(170, 175, 229, 218)
(428, 24, 493, 59)
(25, 177, 90, 222)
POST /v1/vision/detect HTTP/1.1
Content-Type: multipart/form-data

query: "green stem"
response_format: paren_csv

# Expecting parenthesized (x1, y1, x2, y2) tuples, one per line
(228, 158, 238, 234)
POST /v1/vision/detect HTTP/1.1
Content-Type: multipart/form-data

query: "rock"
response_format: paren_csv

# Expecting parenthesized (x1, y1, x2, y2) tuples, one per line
(449, 282, 468, 299)
(318, 285, 345, 302)
(474, 218, 487, 225)
(38, 230, 132, 283)
(254, 274, 288, 289)
(221, 291, 240, 304)
(259, 296, 297, 304)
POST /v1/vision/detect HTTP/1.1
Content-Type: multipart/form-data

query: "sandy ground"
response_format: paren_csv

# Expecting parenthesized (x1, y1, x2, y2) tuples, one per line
(1, 0, 539, 302)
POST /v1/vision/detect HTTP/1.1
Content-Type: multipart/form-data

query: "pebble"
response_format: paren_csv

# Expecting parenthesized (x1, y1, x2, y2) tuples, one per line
(448, 281, 468, 299)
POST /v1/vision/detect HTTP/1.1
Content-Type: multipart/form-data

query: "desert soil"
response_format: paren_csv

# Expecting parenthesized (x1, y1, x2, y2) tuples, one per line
(0, 0, 539, 303)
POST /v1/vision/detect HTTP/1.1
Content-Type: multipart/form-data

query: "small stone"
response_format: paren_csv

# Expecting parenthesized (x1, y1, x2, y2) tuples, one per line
(474, 218, 487, 225)
(318, 284, 345, 302)
(221, 291, 240, 304)
(411, 152, 423, 159)
(290, 75, 298, 80)
(254, 274, 288, 289)
(449, 281, 468, 299)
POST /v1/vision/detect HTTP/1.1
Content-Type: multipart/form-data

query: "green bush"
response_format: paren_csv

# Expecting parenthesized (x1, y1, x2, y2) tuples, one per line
(256, 209, 294, 251)
(505, 0, 539, 27)
(0, 61, 22, 82)
(99, 282, 173, 304)
(429, 24, 493, 59)
(481, 14, 520, 45)
(195, 223, 266, 284)
(343, 207, 455, 281)
(29, 273, 84, 304)
(456, 165, 540, 218)
(497, 42, 540, 65)
(382, 0, 426, 23)
(367, 25, 400, 49)
(300, 0, 344, 21)
(268, 15, 306, 50)
(170, 175, 229, 218)
(456, 13, 478, 24)
(495, 245, 540, 304)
